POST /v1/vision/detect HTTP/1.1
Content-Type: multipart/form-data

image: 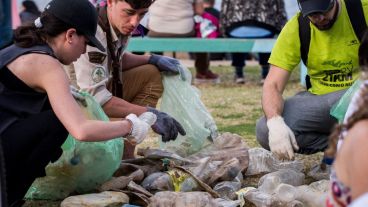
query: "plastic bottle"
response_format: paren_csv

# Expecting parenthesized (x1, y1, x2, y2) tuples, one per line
(274, 183, 326, 207)
(274, 183, 298, 203)
(258, 169, 305, 194)
(214, 181, 241, 200)
(245, 148, 304, 176)
(296, 185, 326, 207)
(244, 188, 274, 206)
(307, 163, 331, 181)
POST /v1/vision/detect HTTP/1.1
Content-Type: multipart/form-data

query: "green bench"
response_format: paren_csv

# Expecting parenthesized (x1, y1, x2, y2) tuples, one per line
(126, 37, 307, 85)
(126, 37, 276, 52)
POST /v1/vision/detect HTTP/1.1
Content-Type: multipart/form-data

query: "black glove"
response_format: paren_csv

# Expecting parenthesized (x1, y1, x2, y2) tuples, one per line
(147, 107, 186, 142)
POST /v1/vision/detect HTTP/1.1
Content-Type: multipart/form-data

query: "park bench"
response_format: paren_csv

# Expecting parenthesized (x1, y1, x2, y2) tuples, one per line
(126, 37, 307, 86)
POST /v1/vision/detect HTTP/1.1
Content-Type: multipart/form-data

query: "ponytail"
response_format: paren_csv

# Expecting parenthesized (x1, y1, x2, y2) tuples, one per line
(13, 11, 81, 48)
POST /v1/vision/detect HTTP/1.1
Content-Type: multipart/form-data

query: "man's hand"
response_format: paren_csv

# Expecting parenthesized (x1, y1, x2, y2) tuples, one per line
(267, 116, 299, 160)
(125, 112, 156, 145)
(148, 54, 185, 79)
(147, 107, 186, 142)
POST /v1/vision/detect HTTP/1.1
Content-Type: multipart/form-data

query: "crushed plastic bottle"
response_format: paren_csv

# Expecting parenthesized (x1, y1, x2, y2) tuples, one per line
(214, 181, 241, 200)
(274, 183, 326, 207)
(307, 162, 331, 181)
(258, 169, 305, 194)
(296, 185, 327, 207)
(309, 179, 330, 192)
(141, 172, 174, 192)
(274, 183, 299, 203)
(239, 187, 283, 207)
(245, 148, 304, 176)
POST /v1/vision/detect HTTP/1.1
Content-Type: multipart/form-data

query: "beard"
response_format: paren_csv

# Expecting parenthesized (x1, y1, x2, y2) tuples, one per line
(314, 18, 336, 30)
(313, 3, 339, 31)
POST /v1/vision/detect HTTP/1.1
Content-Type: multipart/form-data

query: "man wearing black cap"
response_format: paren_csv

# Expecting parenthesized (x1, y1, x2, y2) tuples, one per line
(66, 0, 186, 159)
(255, 0, 368, 160)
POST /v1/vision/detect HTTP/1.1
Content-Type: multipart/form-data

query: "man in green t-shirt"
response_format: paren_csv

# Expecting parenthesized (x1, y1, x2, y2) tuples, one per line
(256, 0, 368, 160)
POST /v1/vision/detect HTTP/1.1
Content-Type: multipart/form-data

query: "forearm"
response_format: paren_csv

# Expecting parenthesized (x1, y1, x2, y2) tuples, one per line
(262, 82, 284, 120)
(75, 119, 132, 141)
(121, 52, 150, 71)
(261, 65, 290, 120)
(102, 96, 147, 118)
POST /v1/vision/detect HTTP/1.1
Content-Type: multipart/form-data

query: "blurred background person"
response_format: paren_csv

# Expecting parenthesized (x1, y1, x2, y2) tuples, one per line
(220, 0, 287, 84)
(19, 0, 40, 24)
(147, 0, 220, 83)
(197, 0, 227, 61)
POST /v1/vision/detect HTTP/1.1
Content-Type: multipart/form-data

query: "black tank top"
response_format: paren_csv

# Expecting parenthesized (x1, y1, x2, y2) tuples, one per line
(0, 66, 51, 134)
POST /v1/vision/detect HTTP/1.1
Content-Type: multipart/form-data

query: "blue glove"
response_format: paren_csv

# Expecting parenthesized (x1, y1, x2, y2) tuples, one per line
(147, 107, 186, 142)
(148, 54, 185, 80)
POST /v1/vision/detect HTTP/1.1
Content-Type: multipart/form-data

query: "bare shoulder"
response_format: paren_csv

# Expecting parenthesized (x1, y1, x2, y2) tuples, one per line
(14, 53, 61, 71)
(7, 53, 66, 90)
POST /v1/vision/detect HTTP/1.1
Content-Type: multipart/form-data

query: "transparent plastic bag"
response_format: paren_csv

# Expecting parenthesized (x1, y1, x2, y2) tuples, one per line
(159, 65, 218, 157)
(26, 92, 123, 200)
(330, 79, 362, 123)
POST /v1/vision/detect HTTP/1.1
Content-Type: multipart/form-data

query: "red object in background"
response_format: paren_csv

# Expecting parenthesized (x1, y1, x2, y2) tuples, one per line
(12, 0, 20, 29)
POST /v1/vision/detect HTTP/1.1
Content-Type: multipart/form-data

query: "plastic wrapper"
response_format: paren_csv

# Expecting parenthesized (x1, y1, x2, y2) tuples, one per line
(159, 65, 218, 156)
(330, 79, 362, 123)
(26, 92, 123, 200)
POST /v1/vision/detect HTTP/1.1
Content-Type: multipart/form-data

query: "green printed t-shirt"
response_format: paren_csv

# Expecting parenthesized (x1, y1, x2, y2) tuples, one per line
(269, 0, 368, 95)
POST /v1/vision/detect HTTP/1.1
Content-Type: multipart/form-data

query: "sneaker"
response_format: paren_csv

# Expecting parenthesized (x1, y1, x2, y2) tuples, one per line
(235, 77, 245, 84)
(194, 70, 220, 84)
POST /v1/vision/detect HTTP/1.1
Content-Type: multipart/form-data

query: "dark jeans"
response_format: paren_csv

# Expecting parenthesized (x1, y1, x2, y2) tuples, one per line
(1, 110, 68, 205)
(232, 53, 271, 78)
(0, 0, 13, 49)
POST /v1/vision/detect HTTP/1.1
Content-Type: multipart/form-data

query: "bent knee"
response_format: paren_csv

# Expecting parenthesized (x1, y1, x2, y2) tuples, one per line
(255, 116, 270, 150)
(139, 64, 162, 80)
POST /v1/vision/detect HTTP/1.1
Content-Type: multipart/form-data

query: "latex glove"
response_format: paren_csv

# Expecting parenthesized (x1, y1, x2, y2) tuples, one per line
(70, 85, 87, 107)
(267, 116, 299, 160)
(148, 54, 185, 80)
(125, 112, 156, 145)
(147, 107, 186, 142)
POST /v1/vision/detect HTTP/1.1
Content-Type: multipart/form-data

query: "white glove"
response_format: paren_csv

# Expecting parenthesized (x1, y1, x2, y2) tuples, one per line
(267, 116, 299, 160)
(125, 112, 157, 145)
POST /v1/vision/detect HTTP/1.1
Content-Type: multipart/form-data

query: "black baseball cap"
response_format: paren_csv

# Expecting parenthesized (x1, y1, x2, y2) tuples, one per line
(298, 0, 335, 17)
(44, 0, 105, 52)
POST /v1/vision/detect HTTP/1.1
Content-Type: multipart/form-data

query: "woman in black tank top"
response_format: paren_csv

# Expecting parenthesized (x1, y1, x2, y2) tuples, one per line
(0, 0, 155, 205)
